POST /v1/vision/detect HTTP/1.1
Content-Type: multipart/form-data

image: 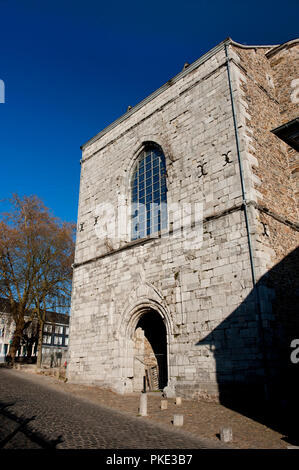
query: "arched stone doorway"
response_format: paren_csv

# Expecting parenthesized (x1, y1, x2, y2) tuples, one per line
(133, 309, 168, 392)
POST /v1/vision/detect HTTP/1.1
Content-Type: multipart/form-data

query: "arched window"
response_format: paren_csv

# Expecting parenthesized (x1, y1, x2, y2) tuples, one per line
(131, 145, 167, 240)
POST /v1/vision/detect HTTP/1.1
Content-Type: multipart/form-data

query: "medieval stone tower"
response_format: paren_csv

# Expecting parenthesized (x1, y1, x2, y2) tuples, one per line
(67, 38, 299, 405)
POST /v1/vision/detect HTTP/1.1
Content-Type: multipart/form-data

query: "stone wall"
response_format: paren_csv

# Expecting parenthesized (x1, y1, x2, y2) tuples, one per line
(231, 41, 299, 407)
(68, 39, 298, 404)
(233, 43, 298, 231)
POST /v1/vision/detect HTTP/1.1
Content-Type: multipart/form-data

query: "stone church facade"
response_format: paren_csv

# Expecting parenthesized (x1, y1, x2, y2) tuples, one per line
(67, 38, 299, 403)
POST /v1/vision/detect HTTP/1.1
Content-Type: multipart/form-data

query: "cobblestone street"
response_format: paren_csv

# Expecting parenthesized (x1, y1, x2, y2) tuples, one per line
(0, 368, 224, 449)
(0, 368, 290, 450)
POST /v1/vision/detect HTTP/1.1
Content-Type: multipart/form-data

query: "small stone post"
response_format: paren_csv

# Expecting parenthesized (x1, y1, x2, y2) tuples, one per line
(173, 414, 184, 426)
(175, 397, 182, 406)
(161, 399, 168, 410)
(139, 392, 147, 416)
(220, 427, 233, 442)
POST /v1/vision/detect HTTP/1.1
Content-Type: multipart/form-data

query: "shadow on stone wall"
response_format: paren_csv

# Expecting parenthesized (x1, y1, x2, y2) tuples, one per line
(197, 246, 299, 444)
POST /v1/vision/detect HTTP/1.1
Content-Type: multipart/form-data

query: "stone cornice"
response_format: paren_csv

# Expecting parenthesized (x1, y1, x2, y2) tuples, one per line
(266, 38, 299, 58)
(73, 201, 299, 270)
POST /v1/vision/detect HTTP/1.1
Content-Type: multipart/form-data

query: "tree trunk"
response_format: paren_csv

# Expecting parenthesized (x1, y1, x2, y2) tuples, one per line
(10, 318, 24, 365)
(36, 321, 43, 368)
(26, 338, 33, 360)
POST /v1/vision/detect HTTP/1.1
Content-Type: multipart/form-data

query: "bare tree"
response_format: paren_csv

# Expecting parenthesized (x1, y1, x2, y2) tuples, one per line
(0, 194, 75, 365)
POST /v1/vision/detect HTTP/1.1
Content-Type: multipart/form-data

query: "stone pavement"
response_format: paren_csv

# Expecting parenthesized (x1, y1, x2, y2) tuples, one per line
(0, 368, 226, 449)
(1, 366, 288, 449)
(55, 378, 288, 449)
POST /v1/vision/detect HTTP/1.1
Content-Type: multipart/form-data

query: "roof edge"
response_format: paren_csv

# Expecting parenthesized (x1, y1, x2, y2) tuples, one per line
(81, 37, 232, 151)
(230, 39, 279, 49)
(266, 38, 299, 58)
(80, 37, 296, 152)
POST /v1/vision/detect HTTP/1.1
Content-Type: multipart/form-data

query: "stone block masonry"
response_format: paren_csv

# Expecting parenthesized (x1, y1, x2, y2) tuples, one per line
(68, 38, 299, 406)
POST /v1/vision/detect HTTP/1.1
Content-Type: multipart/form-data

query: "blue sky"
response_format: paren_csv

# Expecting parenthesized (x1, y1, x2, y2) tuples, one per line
(0, 0, 298, 223)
